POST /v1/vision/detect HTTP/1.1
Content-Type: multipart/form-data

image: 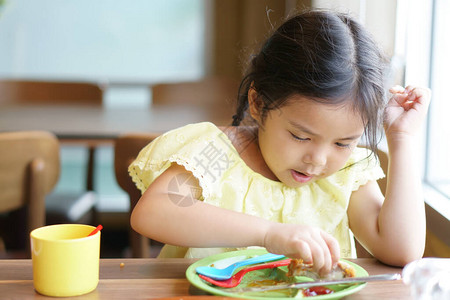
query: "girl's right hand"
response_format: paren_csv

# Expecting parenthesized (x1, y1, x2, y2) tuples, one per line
(384, 85, 431, 138)
(263, 223, 340, 276)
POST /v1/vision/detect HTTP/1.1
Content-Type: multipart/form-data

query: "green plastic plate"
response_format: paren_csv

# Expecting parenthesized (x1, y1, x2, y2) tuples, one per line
(186, 249, 368, 299)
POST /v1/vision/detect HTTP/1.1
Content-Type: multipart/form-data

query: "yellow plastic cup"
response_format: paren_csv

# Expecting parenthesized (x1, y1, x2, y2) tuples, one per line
(30, 224, 101, 297)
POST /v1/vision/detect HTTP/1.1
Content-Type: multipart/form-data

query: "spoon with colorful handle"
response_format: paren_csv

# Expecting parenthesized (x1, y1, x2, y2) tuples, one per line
(196, 253, 286, 280)
(198, 258, 292, 288)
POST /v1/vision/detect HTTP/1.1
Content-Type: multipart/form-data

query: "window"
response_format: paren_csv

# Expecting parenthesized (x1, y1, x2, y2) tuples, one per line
(0, 0, 205, 106)
(400, 0, 450, 220)
(0, 0, 204, 82)
(425, 0, 450, 199)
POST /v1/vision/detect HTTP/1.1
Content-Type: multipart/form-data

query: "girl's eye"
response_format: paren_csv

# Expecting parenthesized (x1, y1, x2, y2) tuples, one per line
(336, 142, 351, 148)
(290, 132, 309, 141)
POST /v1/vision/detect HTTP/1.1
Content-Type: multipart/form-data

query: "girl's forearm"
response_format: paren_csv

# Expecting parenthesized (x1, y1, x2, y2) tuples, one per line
(378, 135, 426, 263)
(131, 191, 271, 248)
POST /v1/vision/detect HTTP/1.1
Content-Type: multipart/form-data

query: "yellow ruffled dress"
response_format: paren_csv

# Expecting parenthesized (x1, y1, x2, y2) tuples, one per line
(129, 122, 385, 259)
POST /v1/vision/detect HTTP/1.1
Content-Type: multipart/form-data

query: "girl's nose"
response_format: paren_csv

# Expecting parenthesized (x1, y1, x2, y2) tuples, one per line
(303, 148, 327, 167)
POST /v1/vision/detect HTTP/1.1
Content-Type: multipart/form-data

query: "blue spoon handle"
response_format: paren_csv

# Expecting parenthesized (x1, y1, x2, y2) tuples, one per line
(233, 253, 285, 268)
(196, 253, 286, 280)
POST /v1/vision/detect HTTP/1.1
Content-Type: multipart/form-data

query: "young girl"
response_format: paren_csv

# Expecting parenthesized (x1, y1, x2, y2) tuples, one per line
(129, 9, 430, 276)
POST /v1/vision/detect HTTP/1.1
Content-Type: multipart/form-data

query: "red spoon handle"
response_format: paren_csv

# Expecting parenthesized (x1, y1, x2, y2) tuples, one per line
(199, 258, 291, 288)
(88, 225, 103, 236)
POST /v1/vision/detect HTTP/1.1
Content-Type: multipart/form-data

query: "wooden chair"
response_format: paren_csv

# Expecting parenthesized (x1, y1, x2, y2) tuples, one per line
(0, 79, 103, 105)
(0, 79, 103, 224)
(151, 77, 238, 126)
(0, 131, 60, 258)
(114, 133, 159, 258)
(151, 76, 238, 109)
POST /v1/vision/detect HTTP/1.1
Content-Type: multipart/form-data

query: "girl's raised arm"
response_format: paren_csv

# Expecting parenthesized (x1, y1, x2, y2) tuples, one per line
(348, 85, 431, 266)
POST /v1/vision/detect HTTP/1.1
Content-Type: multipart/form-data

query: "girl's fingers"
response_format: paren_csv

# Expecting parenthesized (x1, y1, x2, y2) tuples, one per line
(316, 238, 333, 276)
(392, 93, 410, 108)
(309, 230, 337, 275)
(308, 238, 326, 273)
(406, 86, 431, 105)
(389, 85, 406, 94)
(393, 92, 407, 102)
(392, 85, 431, 105)
(266, 224, 341, 276)
(401, 86, 431, 112)
(290, 240, 313, 263)
(389, 86, 409, 104)
(321, 231, 341, 266)
(404, 85, 414, 94)
(315, 231, 339, 276)
(391, 90, 420, 110)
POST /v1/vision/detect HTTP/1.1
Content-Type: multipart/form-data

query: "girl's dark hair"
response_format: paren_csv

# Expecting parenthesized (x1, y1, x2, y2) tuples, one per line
(232, 9, 388, 156)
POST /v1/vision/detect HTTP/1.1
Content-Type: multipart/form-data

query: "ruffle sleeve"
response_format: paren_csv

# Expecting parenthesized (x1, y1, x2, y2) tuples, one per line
(128, 122, 239, 200)
(344, 147, 386, 192)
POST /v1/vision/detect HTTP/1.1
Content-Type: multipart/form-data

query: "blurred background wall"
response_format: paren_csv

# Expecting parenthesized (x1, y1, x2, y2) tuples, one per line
(0, 0, 400, 106)
(210, 0, 397, 81)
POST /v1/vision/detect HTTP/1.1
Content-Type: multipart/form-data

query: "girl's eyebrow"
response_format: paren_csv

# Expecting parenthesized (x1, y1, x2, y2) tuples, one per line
(288, 121, 362, 141)
(289, 120, 318, 136)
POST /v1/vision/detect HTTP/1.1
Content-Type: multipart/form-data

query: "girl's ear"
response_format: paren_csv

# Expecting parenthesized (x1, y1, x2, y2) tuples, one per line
(248, 87, 262, 123)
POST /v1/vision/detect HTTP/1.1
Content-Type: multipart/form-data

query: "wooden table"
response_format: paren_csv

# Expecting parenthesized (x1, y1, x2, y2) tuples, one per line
(0, 258, 412, 299)
(0, 103, 234, 140)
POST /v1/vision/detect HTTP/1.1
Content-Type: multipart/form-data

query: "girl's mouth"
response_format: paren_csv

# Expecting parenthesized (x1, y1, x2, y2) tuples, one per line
(291, 170, 313, 183)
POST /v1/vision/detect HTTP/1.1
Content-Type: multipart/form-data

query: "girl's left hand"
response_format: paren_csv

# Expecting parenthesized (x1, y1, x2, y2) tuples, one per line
(384, 85, 431, 138)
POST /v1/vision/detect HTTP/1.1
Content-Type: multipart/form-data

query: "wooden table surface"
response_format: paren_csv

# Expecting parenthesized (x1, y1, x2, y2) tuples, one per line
(0, 258, 412, 299)
(0, 103, 234, 141)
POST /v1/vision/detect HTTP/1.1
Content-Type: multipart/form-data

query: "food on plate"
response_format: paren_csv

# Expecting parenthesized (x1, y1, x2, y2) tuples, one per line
(287, 259, 356, 280)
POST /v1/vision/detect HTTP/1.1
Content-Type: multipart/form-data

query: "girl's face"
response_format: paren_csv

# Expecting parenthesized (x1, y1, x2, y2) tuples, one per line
(251, 93, 365, 188)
